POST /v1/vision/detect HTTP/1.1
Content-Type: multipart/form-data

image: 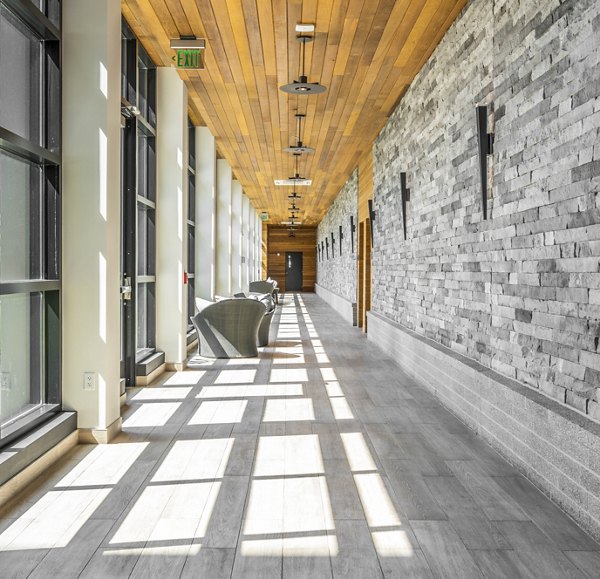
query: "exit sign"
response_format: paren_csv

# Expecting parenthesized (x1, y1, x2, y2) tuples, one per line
(175, 49, 204, 70)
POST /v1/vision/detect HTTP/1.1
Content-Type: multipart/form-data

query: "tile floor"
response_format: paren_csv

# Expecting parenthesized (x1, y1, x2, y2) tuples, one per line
(0, 293, 599, 578)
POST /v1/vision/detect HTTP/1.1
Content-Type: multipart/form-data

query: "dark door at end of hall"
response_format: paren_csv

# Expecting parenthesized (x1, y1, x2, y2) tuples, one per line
(285, 252, 303, 291)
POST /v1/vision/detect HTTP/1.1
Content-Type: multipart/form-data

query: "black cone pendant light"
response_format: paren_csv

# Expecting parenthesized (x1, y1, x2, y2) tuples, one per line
(280, 35, 327, 94)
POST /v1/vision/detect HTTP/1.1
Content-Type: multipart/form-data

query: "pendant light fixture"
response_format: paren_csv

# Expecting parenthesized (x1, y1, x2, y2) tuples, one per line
(280, 35, 327, 94)
(284, 113, 314, 154)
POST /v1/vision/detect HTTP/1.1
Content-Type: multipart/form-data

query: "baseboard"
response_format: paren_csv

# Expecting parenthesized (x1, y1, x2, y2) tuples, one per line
(165, 362, 186, 372)
(135, 362, 166, 386)
(78, 416, 122, 444)
(315, 284, 357, 326)
(367, 309, 600, 541)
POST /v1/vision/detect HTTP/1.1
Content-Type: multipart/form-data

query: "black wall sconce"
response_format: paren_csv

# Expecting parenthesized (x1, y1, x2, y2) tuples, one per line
(325, 238, 329, 259)
(331, 231, 335, 258)
(339, 225, 343, 256)
(400, 172, 410, 241)
(368, 199, 376, 247)
(350, 215, 356, 253)
(321, 240, 325, 260)
(476, 104, 494, 220)
(317, 244, 321, 262)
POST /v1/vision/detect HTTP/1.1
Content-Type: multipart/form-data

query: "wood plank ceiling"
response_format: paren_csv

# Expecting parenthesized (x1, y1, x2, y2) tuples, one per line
(122, 0, 469, 225)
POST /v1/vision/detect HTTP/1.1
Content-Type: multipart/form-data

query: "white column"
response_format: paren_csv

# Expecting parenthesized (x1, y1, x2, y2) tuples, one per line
(156, 67, 188, 368)
(196, 127, 216, 300)
(242, 196, 250, 291)
(216, 159, 232, 297)
(231, 180, 242, 294)
(62, 0, 121, 442)
(249, 205, 256, 284)
(258, 213, 264, 279)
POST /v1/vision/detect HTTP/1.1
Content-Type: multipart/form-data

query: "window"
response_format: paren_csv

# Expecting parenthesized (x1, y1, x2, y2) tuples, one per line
(187, 119, 196, 331)
(0, 0, 61, 446)
(120, 21, 157, 383)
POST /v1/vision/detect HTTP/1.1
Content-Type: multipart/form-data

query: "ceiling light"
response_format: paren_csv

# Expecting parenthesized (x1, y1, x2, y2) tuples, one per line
(284, 114, 315, 154)
(170, 37, 206, 50)
(280, 36, 327, 95)
(295, 23, 315, 33)
(281, 221, 302, 225)
(274, 178, 311, 186)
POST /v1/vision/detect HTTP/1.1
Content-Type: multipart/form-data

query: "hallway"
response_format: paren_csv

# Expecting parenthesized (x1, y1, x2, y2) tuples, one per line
(1, 294, 599, 578)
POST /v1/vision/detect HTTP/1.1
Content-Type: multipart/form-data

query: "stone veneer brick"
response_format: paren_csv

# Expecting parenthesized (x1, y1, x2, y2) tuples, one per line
(317, 169, 358, 304)
(371, 0, 600, 418)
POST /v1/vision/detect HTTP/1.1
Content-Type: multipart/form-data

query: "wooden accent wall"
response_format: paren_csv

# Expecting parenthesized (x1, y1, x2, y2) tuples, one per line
(358, 150, 373, 331)
(266, 226, 317, 293)
(358, 150, 374, 223)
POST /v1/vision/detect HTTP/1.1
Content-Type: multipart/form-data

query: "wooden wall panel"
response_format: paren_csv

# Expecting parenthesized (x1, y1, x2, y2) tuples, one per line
(267, 226, 317, 293)
(358, 149, 374, 223)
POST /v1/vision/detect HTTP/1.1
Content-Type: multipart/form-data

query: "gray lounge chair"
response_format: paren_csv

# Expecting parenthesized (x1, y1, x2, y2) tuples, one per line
(249, 280, 278, 304)
(255, 294, 275, 346)
(191, 298, 266, 358)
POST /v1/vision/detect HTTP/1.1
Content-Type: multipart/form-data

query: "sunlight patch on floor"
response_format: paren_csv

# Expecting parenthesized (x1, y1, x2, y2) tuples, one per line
(214, 369, 257, 384)
(371, 530, 414, 557)
(163, 371, 206, 385)
(110, 482, 220, 544)
(340, 432, 378, 472)
(152, 438, 234, 482)
(253, 434, 324, 477)
(0, 488, 111, 550)
(197, 384, 303, 399)
(122, 402, 181, 428)
(189, 400, 247, 425)
(57, 442, 148, 487)
(243, 476, 334, 535)
(131, 387, 192, 401)
(263, 398, 315, 422)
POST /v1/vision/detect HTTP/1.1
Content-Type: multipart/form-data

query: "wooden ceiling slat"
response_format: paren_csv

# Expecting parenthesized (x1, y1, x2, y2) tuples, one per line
(122, 0, 468, 222)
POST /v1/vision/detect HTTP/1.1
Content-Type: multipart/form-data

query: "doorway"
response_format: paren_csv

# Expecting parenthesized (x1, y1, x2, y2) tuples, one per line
(285, 252, 303, 291)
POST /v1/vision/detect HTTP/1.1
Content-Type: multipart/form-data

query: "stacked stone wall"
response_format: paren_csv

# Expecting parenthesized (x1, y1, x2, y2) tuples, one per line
(317, 170, 358, 304)
(372, 0, 600, 419)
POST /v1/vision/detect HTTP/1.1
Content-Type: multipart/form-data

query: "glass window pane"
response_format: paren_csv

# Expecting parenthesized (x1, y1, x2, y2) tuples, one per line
(0, 151, 42, 281)
(0, 5, 42, 145)
(137, 204, 155, 276)
(0, 293, 43, 429)
(137, 282, 155, 351)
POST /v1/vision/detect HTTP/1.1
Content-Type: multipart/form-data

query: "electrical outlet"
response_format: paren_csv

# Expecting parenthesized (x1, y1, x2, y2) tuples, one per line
(0, 372, 11, 390)
(83, 372, 97, 391)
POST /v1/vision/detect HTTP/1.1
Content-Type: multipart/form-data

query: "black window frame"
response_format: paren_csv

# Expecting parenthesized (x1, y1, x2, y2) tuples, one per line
(0, 0, 61, 448)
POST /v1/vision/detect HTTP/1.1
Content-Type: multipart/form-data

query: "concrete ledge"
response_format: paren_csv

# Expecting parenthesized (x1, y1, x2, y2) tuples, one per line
(0, 430, 79, 509)
(368, 310, 600, 541)
(0, 412, 78, 494)
(315, 284, 356, 326)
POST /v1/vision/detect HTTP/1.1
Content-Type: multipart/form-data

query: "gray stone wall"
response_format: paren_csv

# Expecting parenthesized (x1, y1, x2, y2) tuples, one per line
(317, 170, 358, 303)
(372, 0, 600, 418)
